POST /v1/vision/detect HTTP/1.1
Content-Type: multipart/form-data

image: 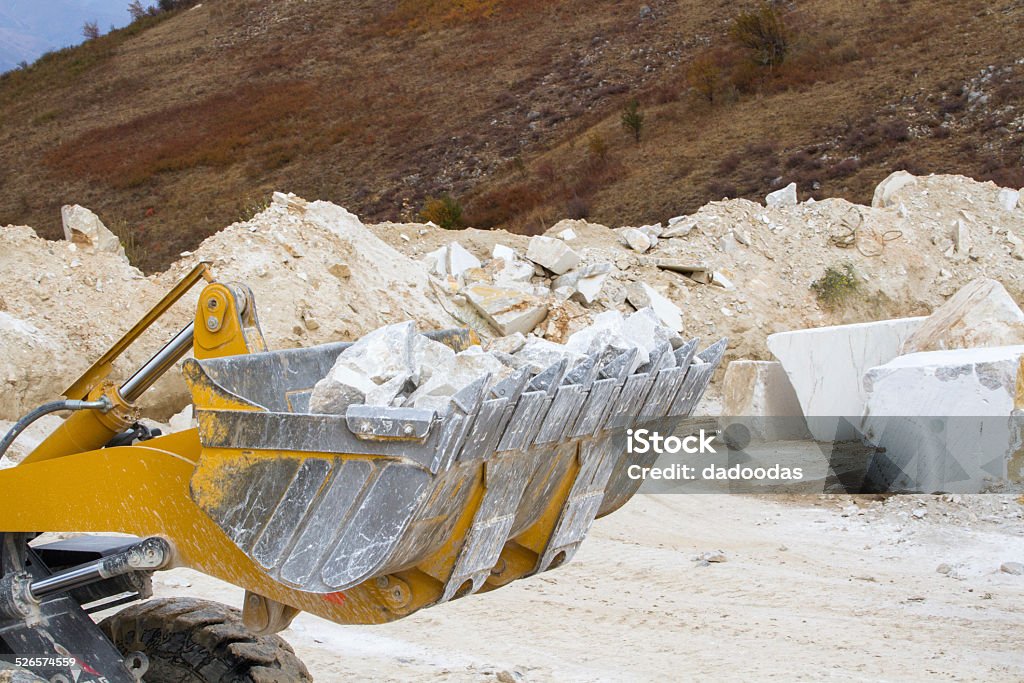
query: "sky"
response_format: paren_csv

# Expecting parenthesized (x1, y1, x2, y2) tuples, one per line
(0, 0, 137, 73)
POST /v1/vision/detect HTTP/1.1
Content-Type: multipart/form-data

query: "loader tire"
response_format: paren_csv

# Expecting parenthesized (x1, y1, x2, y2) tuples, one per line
(99, 597, 312, 683)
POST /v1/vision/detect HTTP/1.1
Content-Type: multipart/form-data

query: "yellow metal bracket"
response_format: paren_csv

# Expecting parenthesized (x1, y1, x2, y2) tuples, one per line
(194, 283, 267, 360)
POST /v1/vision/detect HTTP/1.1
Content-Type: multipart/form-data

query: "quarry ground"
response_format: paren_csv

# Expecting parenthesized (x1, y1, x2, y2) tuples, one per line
(156, 493, 1024, 682)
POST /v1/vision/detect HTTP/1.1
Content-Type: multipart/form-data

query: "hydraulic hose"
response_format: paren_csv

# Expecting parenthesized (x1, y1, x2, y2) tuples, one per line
(0, 398, 111, 460)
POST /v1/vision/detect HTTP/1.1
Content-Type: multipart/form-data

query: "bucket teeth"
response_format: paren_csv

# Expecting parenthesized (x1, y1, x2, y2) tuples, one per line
(564, 354, 600, 388)
(451, 374, 490, 413)
(674, 337, 699, 368)
(644, 341, 677, 373)
(527, 358, 570, 395)
(600, 347, 639, 382)
(187, 334, 727, 600)
(489, 367, 531, 401)
(697, 337, 728, 365)
(668, 337, 727, 417)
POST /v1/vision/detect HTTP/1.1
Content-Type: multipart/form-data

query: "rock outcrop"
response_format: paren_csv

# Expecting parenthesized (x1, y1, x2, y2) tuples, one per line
(902, 278, 1024, 354)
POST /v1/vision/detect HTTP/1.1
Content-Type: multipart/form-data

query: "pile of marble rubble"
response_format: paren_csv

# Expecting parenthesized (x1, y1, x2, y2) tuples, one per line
(309, 307, 688, 415)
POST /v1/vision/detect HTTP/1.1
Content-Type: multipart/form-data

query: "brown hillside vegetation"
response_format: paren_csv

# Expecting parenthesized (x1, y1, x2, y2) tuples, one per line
(0, 0, 1022, 270)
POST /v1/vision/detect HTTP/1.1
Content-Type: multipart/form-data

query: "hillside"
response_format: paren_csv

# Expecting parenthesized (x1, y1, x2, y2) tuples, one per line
(0, 0, 1022, 271)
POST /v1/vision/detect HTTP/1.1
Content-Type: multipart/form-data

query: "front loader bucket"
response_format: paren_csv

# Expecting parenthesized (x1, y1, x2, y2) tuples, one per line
(182, 332, 725, 612)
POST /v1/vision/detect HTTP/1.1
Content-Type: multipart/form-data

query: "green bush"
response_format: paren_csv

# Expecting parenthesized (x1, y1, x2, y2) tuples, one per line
(420, 194, 464, 230)
(730, 3, 790, 68)
(811, 263, 860, 309)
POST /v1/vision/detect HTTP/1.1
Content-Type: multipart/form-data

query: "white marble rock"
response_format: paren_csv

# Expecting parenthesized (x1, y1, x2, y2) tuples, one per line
(871, 170, 917, 208)
(446, 242, 482, 278)
(410, 334, 456, 386)
(553, 263, 612, 305)
(61, 204, 127, 260)
(767, 317, 926, 441)
(525, 236, 581, 275)
(621, 307, 684, 352)
(626, 283, 683, 332)
(512, 337, 585, 373)
(765, 182, 798, 207)
(720, 361, 811, 443)
(463, 284, 549, 336)
(309, 322, 418, 413)
(565, 310, 648, 372)
(619, 227, 653, 253)
(408, 347, 513, 411)
(422, 246, 449, 277)
(996, 187, 1020, 212)
(860, 345, 1024, 493)
(902, 277, 1024, 354)
(492, 246, 539, 284)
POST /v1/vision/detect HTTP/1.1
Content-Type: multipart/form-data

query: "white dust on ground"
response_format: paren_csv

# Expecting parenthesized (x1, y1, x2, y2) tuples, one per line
(154, 492, 1024, 682)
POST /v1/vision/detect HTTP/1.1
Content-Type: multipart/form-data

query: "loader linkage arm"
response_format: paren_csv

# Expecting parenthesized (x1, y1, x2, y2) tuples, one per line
(20, 262, 267, 466)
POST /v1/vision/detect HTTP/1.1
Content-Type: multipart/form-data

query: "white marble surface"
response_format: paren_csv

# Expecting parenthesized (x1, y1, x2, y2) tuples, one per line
(767, 317, 926, 441)
(860, 345, 1024, 492)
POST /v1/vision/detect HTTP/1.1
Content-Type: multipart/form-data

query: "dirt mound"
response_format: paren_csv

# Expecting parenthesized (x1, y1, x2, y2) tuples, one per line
(157, 193, 459, 349)
(373, 173, 1024, 370)
(0, 224, 175, 419)
(0, 194, 460, 420)
(1, 173, 1020, 422)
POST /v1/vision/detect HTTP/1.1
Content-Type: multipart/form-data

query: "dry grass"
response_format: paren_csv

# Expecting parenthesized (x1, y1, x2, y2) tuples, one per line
(46, 82, 317, 189)
(0, 0, 1021, 270)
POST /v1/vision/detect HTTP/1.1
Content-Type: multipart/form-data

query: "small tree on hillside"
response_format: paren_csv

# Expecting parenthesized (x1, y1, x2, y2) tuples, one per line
(82, 20, 101, 40)
(128, 1, 147, 20)
(687, 52, 723, 104)
(730, 2, 790, 68)
(621, 98, 644, 143)
(420, 195, 464, 230)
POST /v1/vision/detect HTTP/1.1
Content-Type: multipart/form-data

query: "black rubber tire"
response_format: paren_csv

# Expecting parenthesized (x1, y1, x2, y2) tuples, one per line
(99, 597, 312, 683)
